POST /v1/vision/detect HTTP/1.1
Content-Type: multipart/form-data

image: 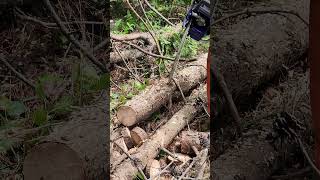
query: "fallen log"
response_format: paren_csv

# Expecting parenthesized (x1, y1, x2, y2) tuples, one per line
(110, 32, 155, 64)
(111, 84, 207, 179)
(116, 53, 208, 126)
(110, 49, 145, 64)
(23, 94, 109, 180)
(212, 69, 311, 179)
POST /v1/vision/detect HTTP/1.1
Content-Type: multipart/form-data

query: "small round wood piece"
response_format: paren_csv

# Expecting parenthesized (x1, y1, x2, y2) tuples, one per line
(146, 159, 161, 179)
(116, 106, 137, 126)
(130, 127, 148, 146)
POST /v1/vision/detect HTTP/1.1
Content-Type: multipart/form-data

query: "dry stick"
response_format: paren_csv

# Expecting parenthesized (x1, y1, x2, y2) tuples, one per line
(125, 0, 162, 55)
(112, 42, 143, 83)
(138, 0, 155, 33)
(159, 147, 179, 161)
(0, 55, 36, 89)
(15, 12, 104, 28)
(195, 161, 207, 180)
(297, 138, 320, 177)
(213, 9, 309, 26)
(168, 22, 191, 84)
(212, 68, 242, 135)
(42, 0, 107, 73)
(143, 0, 174, 26)
(147, 160, 174, 180)
(178, 158, 196, 180)
(114, 142, 148, 180)
(112, 39, 195, 62)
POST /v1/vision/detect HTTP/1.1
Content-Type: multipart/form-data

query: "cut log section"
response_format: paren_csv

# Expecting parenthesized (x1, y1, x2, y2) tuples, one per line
(117, 53, 208, 126)
(23, 95, 109, 180)
(111, 84, 207, 179)
(130, 126, 148, 146)
(146, 159, 161, 179)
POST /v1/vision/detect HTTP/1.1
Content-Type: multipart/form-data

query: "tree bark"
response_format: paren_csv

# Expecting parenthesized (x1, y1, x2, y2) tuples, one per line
(212, 70, 310, 180)
(23, 94, 109, 180)
(210, 0, 309, 112)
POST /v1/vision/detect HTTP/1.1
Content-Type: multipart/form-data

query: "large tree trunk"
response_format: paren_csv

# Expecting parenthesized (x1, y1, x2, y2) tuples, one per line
(111, 84, 207, 180)
(210, 0, 309, 112)
(210, 0, 309, 178)
(212, 70, 311, 179)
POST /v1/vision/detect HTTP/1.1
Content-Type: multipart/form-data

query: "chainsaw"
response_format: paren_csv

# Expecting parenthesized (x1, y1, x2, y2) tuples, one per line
(183, 0, 211, 41)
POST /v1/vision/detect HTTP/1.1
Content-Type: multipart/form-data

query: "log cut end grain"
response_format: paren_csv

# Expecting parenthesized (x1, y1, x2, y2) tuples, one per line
(131, 127, 148, 146)
(146, 159, 161, 179)
(116, 106, 137, 126)
(23, 142, 86, 180)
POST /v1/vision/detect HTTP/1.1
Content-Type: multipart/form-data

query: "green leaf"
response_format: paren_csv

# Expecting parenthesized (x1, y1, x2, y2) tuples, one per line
(111, 93, 119, 100)
(133, 81, 147, 91)
(52, 96, 73, 115)
(32, 108, 48, 127)
(119, 95, 127, 104)
(126, 92, 134, 99)
(0, 97, 27, 118)
(35, 74, 63, 100)
(6, 101, 27, 118)
(134, 172, 145, 180)
(91, 74, 110, 91)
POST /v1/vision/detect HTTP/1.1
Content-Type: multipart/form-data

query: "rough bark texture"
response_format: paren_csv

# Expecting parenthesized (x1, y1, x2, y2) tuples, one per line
(111, 84, 207, 180)
(117, 53, 208, 126)
(210, 0, 309, 179)
(110, 49, 144, 64)
(23, 93, 109, 180)
(212, 70, 310, 179)
(210, 0, 309, 110)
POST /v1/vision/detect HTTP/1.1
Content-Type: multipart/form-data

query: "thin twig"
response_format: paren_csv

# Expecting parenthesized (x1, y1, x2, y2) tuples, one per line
(168, 22, 191, 83)
(160, 147, 179, 161)
(112, 38, 196, 62)
(138, 0, 156, 33)
(212, 68, 242, 136)
(125, 0, 162, 54)
(0, 55, 36, 89)
(171, 77, 187, 103)
(15, 12, 105, 28)
(297, 138, 320, 177)
(143, 0, 174, 26)
(147, 160, 174, 180)
(42, 0, 107, 73)
(112, 41, 143, 83)
(178, 158, 196, 180)
(114, 142, 148, 180)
